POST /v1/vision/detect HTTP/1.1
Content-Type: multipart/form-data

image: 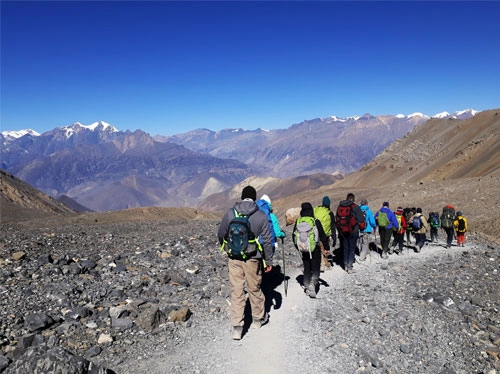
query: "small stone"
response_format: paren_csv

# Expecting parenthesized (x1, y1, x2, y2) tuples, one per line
(97, 333, 113, 345)
(12, 251, 26, 261)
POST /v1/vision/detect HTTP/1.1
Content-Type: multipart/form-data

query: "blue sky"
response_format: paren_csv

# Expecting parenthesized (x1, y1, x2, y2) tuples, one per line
(2, 1, 499, 136)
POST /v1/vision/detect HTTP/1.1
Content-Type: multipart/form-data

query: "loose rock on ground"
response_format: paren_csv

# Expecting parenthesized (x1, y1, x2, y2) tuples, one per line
(0, 219, 499, 373)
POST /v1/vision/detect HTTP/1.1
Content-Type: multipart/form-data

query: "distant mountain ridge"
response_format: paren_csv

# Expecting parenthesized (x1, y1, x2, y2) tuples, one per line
(160, 110, 477, 178)
(0, 109, 479, 211)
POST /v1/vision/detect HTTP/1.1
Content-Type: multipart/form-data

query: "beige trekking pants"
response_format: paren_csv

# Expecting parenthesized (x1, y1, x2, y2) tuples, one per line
(228, 258, 265, 327)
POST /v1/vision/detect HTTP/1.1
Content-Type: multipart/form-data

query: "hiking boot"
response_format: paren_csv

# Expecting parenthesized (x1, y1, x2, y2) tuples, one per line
(252, 312, 269, 329)
(232, 326, 243, 340)
(308, 284, 316, 298)
(381, 252, 388, 259)
(347, 268, 356, 274)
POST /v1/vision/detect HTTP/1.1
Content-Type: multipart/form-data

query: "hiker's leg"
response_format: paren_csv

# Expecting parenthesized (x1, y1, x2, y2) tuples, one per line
(342, 235, 350, 270)
(244, 259, 265, 321)
(359, 233, 369, 260)
(446, 229, 453, 247)
(346, 234, 356, 270)
(302, 254, 312, 289)
(228, 259, 247, 327)
(310, 248, 321, 289)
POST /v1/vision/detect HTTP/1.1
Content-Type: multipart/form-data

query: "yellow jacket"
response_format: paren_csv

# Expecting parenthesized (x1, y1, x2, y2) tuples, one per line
(454, 215, 468, 233)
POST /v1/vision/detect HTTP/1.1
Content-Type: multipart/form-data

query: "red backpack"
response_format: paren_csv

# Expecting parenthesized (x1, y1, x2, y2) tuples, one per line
(336, 203, 357, 234)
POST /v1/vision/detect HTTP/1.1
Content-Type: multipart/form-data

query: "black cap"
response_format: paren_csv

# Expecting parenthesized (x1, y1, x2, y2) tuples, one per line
(300, 202, 314, 217)
(241, 186, 257, 201)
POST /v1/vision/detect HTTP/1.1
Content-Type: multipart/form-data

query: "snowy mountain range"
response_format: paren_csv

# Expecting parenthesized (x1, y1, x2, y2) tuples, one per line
(0, 109, 480, 211)
(1, 110, 478, 140)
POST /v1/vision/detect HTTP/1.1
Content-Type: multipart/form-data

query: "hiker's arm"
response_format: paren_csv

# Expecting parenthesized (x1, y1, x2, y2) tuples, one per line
(257, 212, 274, 266)
(316, 219, 330, 251)
(217, 211, 231, 244)
(329, 211, 337, 244)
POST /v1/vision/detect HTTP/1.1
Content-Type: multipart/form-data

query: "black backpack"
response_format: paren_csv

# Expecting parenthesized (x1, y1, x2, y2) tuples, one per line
(222, 209, 261, 260)
(441, 207, 455, 229)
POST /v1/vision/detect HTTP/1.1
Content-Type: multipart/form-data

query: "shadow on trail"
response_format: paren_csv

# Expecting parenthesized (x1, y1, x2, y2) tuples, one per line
(295, 274, 330, 297)
(262, 264, 286, 312)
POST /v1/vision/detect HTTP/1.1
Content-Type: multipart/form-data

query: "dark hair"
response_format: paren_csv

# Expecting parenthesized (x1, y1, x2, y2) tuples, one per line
(347, 193, 355, 201)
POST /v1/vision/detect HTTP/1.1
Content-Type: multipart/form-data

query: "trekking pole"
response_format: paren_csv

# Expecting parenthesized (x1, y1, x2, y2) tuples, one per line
(281, 237, 287, 297)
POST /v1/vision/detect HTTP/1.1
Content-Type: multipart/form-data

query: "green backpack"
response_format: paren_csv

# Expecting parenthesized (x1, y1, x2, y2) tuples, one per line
(294, 216, 319, 258)
(313, 206, 331, 237)
(441, 207, 455, 229)
(377, 211, 389, 228)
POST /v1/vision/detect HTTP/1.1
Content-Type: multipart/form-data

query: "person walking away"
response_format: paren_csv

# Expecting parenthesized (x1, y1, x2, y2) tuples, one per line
(412, 208, 429, 252)
(256, 196, 277, 253)
(454, 211, 468, 247)
(374, 202, 399, 258)
(403, 207, 415, 244)
(314, 196, 336, 270)
(260, 195, 286, 244)
(428, 211, 441, 243)
(259, 194, 285, 306)
(217, 186, 274, 340)
(292, 202, 329, 297)
(358, 199, 377, 261)
(393, 207, 407, 254)
(440, 204, 456, 248)
(335, 193, 365, 273)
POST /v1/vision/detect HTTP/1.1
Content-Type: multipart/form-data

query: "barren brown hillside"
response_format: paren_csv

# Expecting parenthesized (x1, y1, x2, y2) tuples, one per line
(0, 169, 76, 221)
(270, 109, 500, 243)
(342, 109, 500, 186)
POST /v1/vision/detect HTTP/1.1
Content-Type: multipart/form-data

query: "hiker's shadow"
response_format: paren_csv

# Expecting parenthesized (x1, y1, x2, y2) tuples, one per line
(241, 265, 286, 337)
(295, 274, 330, 295)
(262, 265, 285, 312)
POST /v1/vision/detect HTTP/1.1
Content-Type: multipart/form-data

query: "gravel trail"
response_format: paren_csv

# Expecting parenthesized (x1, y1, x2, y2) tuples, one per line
(125, 236, 500, 374)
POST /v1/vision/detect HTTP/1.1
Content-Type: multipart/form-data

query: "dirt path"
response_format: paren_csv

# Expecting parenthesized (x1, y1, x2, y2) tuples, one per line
(128, 243, 451, 373)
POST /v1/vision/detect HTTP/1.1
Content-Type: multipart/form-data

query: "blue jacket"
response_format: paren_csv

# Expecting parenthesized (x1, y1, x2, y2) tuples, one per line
(374, 206, 399, 230)
(256, 199, 277, 246)
(360, 205, 377, 233)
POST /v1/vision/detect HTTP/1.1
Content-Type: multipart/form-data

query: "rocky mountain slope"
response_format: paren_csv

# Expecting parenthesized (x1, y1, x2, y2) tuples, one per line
(0, 170, 76, 222)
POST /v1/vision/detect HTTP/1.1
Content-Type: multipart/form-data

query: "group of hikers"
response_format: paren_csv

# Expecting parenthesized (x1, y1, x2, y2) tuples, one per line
(216, 185, 468, 340)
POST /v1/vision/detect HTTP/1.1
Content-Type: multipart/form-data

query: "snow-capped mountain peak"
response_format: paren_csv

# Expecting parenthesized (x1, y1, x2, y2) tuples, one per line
(433, 111, 451, 118)
(1, 129, 40, 140)
(432, 109, 479, 120)
(408, 112, 429, 119)
(60, 121, 119, 138)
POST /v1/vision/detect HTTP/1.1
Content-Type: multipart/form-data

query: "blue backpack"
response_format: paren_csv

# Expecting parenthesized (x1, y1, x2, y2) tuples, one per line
(412, 215, 422, 231)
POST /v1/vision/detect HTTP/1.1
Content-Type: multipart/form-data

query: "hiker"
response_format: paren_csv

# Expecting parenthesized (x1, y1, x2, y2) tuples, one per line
(335, 193, 365, 273)
(259, 194, 285, 308)
(358, 198, 377, 261)
(374, 202, 399, 258)
(392, 207, 407, 254)
(440, 204, 456, 248)
(454, 211, 468, 247)
(403, 207, 416, 244)
(261, 195, 286, 242)
(412, 208, 429, 252)
(314, 196, 336, 270)
(428, 211, 441, 243)
(255, 195, 281, 253)
(292, 202, 329, 297)
(217, 186, 274, 340)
